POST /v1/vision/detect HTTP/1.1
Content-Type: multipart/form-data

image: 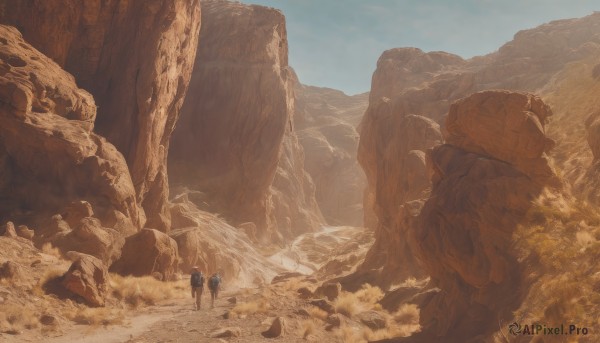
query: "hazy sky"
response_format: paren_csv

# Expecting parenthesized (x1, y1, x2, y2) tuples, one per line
(240, 0, 598, 95)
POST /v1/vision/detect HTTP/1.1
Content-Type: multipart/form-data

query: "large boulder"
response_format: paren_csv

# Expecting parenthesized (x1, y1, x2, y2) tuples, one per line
(408, 91, 557, 341)
(61, 254, 109, 307)
(1, 0, 202, 232)
(53, 217, 125, 265)
(111, 229, 179, 280)
(0, 25, 142, 232)
(445, 90, 555, 179)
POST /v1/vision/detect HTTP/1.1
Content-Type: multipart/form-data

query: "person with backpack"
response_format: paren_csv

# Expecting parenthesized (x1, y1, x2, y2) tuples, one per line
(190, 266, 204, 310)
(208, 272, 222, 308)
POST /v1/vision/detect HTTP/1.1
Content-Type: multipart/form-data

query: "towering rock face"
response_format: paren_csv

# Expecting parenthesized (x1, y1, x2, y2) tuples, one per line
(271, 127, 324, 239)
(294, 81, 368, 227)
(354, 104, 442, 288)
(407, 91, 556, 341)
(0, 25, 142, 234)
(170, 0, 322, 241)
(369, 48, 465, 101)
(0, 0, 202, 231)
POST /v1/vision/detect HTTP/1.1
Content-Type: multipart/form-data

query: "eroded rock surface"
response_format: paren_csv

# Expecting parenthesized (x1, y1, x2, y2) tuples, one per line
(61, 253, 108, 307)
(294, 80, 368, 227)
(110, 228, 179, 281)
(170, 0, 321, 241)
(1, 0, 202, 231)
(350, 110, 442, 288)
(0, 25, 142, 236)
(407, 91, 556, 341)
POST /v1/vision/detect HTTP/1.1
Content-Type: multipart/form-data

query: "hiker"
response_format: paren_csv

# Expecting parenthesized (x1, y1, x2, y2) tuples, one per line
(190, 266, 204, 310)
(208, 272, 222, 308)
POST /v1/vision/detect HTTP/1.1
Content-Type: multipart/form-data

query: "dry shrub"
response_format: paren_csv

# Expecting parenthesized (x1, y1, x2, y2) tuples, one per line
(230, 298, 269, 317)
(335, 284, 384, 317)
(307, 306, 328, 321)
(110, 274, 187, 308)
(64, 307, 124, 326)
(394, 303, 419, 325)
(354, 284, 384, 304)
(300, 319, 317, 338)
(0, 304, 40, 333)
(41, 243, 62, 258)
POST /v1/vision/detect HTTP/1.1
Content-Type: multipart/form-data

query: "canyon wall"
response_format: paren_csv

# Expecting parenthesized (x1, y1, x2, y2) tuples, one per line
(169, 0, 322, 242)
(0, 25, 141, 242)
(356, 12, 600, 288)
(294, 81, 368, 227)
(0, 0, 202, 231)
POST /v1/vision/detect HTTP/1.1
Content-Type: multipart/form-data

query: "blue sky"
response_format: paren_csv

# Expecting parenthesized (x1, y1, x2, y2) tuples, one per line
(240, 0, 598, 95)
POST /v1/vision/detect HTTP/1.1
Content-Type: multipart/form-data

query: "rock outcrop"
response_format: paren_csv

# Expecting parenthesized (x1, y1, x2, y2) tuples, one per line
(271, 128, 323, 239)
(168, 196, 282, 287)
(406, 91, 556, 341)
(169, 0, 321, 241)
(51, 217, 125, 266)
(1, 0, 202, 231)
(294, 81, 368, 227)
(350, 109, 442, 288)
(110, 229, 179, 281)
(0, 25, 142, 235)
(61, 253, 109, 307)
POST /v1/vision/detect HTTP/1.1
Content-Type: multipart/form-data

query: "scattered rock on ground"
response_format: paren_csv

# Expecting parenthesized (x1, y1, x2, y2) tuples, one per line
(357, 310, 387, 330)
(61, 254, 108, 307)
(314, 282, 341, 301)
(211, 327, 242, 338)
(262, 316, 286, 338)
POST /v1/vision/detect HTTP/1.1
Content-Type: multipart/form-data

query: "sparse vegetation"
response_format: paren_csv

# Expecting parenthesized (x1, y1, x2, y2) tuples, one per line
(230, 298, 270, 317)
(64, 306, 125, 326)
(334, 283, 384, 317)
(0, 304, 40, 334)
(109, 274, 187, 308)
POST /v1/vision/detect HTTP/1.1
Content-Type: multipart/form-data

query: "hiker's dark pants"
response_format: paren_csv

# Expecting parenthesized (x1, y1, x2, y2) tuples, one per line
(210, 288, 219, 307)
(192, 287, 203, 309)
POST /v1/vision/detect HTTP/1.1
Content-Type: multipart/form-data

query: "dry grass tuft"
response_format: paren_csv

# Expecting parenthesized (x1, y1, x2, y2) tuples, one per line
(300, 318, 318, 339)
(307, 306, 329, 321)
(230, 298, 269, 317)
(0, 304, 40, 333)
(335, 283, 384, 317)
(393, 303, 419, 325)
(110, 274, 187, 308)
(41, 243, 62, 258)
(64, 307, 124, 326)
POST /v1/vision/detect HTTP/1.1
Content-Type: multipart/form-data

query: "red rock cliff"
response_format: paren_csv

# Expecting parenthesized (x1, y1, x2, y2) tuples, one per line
(0, 25, 142, 235)
(1, 0, 202, 232)
(169, 0, 322, 241)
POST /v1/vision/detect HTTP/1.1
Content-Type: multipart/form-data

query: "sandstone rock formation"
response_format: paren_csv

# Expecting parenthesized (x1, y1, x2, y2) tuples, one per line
(350, 109, 442, 288)
(168, 195, 282, 287)
(61, 253, 108, 307)
(271, 128, 323, 239)
(294, 80, 368, 227)
(406, 91, 556, 341)
(51, 217, 125, 266)
(169, 0, 322, 241)
(0, 25, 142, 236)
(1, 0, 202, 231)
(110, 228, 179, 281)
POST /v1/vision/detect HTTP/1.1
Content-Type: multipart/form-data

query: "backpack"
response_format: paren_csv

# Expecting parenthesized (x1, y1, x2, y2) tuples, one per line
(191, 272, 204, 288)
(209, 275, 221, 290)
